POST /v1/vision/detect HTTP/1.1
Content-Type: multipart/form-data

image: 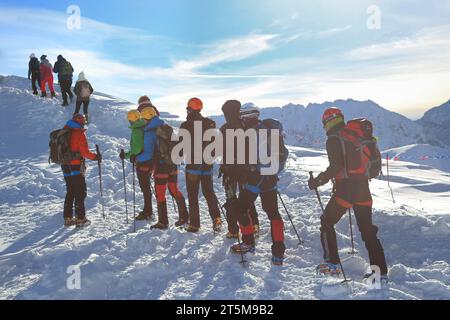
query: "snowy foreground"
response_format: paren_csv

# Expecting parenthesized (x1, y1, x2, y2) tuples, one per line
(0, 76, 449, 300)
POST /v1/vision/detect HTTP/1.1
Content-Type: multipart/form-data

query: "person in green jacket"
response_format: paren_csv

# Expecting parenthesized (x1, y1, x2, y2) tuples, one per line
(120, 110, 145, 162)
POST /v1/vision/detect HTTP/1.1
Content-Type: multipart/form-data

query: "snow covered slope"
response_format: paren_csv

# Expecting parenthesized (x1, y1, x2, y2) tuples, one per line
(418, 100, 450, 148)
(0, 76, 449, 300)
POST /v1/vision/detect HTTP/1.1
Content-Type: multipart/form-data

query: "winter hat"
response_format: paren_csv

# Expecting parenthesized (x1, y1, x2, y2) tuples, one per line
(322, 107, 344, 132)
(127, 110, 141, 122)
(187, 97, 203, 111)
(73, 113, 86, 126)
(30, 53, 35, 58)
(40, 55, 47, 60)
(240, 105, 260, 120)
(141, 107, 157, 120)
(138, 95, 151, 106)
(77, 71, 86, 82)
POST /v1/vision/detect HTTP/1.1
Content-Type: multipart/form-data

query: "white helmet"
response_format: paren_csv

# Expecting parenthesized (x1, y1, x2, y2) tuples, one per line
(30, 53, 35, 58)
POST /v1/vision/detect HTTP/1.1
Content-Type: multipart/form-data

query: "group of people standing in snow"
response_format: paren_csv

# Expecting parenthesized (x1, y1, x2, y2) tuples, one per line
(54, 93, 388, 282)
(28, 53, 94, 123)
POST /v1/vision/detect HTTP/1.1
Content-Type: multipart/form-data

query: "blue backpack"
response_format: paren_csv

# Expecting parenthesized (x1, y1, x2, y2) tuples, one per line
(257, 118, 289, 174)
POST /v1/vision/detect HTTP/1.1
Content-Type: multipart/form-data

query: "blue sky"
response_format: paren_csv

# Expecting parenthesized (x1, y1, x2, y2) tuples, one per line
(1, 0, 449, 118)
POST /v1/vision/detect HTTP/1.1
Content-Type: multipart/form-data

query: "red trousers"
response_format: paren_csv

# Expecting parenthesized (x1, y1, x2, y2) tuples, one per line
(40, 76, 55, 93)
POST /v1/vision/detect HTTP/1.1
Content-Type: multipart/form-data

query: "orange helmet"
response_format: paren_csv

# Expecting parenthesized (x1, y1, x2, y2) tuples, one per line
(187, 97, 203, 111)
(322, 107, 344, 132)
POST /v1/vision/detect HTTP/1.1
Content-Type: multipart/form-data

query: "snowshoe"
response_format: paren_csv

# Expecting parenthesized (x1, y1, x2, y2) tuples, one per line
(226, 232, 239, 239)
(271, 255, 284, 266)
(174, 219, 187, 228)
(135, 211, 152, 221)
(316, 262, 342, 276)
(75, 218, 91, 228)
(213, 217, 222, 232)
(64, 218, 76, 227)
(230, 243, 255, 254)
(151, 222, 168, 230)
(185, 225, 200, 233)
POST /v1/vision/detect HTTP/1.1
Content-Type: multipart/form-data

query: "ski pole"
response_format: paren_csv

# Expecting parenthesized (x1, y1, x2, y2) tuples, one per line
(132, 162, 136, 233)
(277, 192, 304, 245)
(386, 154, 395, 203)
(121, 149, 129, 225)
(309, 171, 350, 284)
(348, 209, 357, 255)
(95, 144, 105, 219)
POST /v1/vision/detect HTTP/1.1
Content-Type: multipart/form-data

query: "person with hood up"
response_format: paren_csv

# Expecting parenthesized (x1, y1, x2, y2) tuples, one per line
(53, 55, 74, 106)
(28, 53, 40, 95)
(74, 72, 94, 124)
(39, 55, 55, 98)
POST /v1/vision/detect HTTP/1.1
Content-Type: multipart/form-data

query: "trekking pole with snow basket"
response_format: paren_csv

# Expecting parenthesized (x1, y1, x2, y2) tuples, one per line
(95, 144, 106, 219)
(277, 192, 304, 245)
(132, 162, 136, 233)
(348, 209, 357, 255)
(121, 149, 129, 225)
(386, 154, 396, 203)
(309, 172, 350, 284)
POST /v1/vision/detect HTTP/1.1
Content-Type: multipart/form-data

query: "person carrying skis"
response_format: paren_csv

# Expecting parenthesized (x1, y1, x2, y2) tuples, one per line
(308, 107, 388, 281)
(229, 111, 287, 266)
(53, 55, 74, 106)
(180, 97, 222, 233)
(220, 101, 260, 239)
(39, 55, 55, 98)
(28, 53, 40, 95)
(61, 114, 101, 227)
(74, 72, 94, 124)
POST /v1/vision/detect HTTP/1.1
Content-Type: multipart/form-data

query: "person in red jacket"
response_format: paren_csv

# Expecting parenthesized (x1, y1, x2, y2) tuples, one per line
(62, 114, 101, 227)
(39, 55, 56, 98)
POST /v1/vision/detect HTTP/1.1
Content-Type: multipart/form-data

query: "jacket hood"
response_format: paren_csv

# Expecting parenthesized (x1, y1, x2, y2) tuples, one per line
(129, 118, 146, 129)
(146, 116, 164, 130)
(186, 110, 203, 122)
(57, 55, 65, 62)
(65, 120, 85, 131)
(77, 71, 87, 82)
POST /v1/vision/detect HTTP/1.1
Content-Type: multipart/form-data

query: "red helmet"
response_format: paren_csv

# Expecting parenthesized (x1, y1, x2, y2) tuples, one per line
(187, 97, 203, 111)
(73, 113, 86, 126)
(322, 107, 344, 132)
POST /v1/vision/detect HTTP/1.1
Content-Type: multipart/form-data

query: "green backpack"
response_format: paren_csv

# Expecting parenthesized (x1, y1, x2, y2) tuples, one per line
(60, 61, 73, 76)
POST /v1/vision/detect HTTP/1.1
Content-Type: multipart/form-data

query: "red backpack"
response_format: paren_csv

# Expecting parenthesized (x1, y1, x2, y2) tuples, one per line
(334, 118, 381, 180)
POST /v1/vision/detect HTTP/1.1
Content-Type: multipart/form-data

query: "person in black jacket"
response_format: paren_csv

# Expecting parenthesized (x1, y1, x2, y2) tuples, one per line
(74, 72, 94, 123)
(180, 97, 222, 233)
(28, 53, 40, 95)
(53, 55, 74, 106)
(308, 107, 388, 280)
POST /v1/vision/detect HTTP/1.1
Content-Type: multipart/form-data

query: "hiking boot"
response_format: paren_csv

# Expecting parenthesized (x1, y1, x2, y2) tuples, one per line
(213, 217, 222, 232)
(185, 225, 200, 233)
(230, 243, 255, 254)
(174, 219, 187, 228)
(85, 114, 89, 124)
(271, 255, 284, 266)
(75, 218, 91, 228)
(41, 92, 47, 97)
(64, 217, 76, 227)
(51, 92, 56, 98)
(226, 231, 239, 239)
(62, 101, 69, 107)
(151, 222, 168, 230)
(33, 91, 38, 95)
(135, 211, 152, 221)
(316, 262, 342, 276)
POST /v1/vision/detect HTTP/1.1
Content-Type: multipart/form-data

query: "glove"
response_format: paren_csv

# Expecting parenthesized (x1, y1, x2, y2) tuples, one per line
(94, 153, 102, 163)
(308, 173, 326, 190)
(130, 155, 137, 164)
(119, 150, 125, 160)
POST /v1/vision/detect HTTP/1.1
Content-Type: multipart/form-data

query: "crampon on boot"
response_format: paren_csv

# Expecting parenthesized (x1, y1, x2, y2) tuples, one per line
(151, 222, 168, 230)
(230, 243, 255, 254)
(185, 225, 199, 233)
(316, 262, 342, 276)
(174, 219, 187, 228)
(271, 255, 284, 266)
(75, 218, 91, 228)
(135, 211, 152, 221)
(64, 218, 76, 227)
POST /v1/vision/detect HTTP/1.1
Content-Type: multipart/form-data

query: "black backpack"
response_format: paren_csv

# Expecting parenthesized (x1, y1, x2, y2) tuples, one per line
(156, 124, 176, 166)
(257, 118, 289, 174)
(48, 128, 81, 164)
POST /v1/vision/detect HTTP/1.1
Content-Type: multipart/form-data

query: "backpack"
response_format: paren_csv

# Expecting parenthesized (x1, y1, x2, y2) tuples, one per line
(80, 82, 91, 99)
(48, 128, 81, 164)
(335, 118, 381, 180)
(155, 124, 176, 166)
(257, 118, 289, 175)
(30, 58, 40, 72)
(60, 61, 73, 76)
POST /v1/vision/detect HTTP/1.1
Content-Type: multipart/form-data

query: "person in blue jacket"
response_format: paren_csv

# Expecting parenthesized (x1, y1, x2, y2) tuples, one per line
(134, 106, 162, 220)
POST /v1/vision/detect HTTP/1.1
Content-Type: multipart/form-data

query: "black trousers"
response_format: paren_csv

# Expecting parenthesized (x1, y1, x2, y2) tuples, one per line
(223, 176, 259, 234)
(31, 72, 40, 93)
(63, 173, 87, 220)
(320, 196, 388, 275)
(60, 79, 73, 103)
(186, 172, 221, 228)
(75, 99, 90, 114)
(136, 162, 154, 215)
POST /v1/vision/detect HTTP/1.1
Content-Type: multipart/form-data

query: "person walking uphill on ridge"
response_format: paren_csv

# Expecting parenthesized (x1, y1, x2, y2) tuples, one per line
(53, 55, 74, 106)
(74, 72, 94, 124)
(39, 55, 55, 98)
(180, 98, 222, 233)
(308, 107, 388, 282)
(28, 53, 40, 95)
